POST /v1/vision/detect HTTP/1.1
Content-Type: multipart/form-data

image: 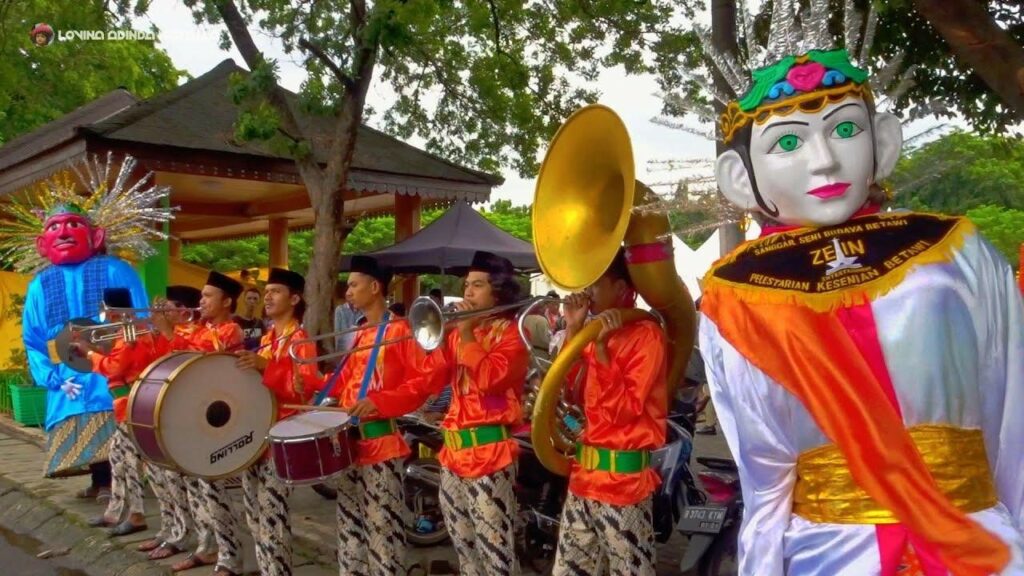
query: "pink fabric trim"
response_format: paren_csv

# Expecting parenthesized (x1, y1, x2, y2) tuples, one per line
(624, 241, 671, 264)
(838, 304, 948, 574)
(877, 524, 909, 576)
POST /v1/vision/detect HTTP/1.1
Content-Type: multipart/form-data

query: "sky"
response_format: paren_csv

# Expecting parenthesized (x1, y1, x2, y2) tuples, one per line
(139, 1, 716, 208)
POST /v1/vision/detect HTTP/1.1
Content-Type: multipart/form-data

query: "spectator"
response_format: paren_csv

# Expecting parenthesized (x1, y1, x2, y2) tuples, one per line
(334, 280, 362, 353)
(428, 288, 444, 309)
(234, 286, 265, 351)
(544, 290, 564, 332)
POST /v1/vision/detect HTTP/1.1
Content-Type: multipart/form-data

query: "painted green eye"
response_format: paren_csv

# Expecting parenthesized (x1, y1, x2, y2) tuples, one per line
(774, 134, 802, 153)
(833, 121, 862, 139)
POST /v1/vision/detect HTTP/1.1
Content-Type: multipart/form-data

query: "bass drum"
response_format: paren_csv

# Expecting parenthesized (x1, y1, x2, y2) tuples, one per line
(127, 351, 275, 479)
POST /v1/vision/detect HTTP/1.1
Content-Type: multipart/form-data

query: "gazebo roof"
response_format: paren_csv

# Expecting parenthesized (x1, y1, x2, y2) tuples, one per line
(0, 59, 502, 241)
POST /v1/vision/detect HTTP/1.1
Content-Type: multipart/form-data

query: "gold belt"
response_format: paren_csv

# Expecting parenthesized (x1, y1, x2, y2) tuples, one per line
(793, 424, 997, 524)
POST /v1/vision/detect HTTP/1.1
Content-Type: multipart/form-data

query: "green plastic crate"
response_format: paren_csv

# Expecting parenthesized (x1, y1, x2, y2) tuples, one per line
(9, 382, 47, 427)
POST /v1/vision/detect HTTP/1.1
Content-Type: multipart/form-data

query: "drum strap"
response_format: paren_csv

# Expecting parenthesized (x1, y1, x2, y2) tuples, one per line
(311, 311, 391, 415)
(353, 311, 390, 425)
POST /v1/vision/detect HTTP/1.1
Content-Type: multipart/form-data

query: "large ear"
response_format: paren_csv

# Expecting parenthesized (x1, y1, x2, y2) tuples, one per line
(715, 150, 759, 212)
(91, 226, 106, 252)
(35, 235, 48, 258)
(872, 112, 903, 181)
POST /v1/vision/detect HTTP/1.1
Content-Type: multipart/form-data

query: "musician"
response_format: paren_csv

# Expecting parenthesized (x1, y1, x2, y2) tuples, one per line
(139, 285, 203, 562)
(67, 288, 153, 537)
(319, 255, 421, 575)
(551, 249, 666, 576)
(354, 250, 529, 576)
(235, 268, 319, 576)
(155, 271, 246, 575)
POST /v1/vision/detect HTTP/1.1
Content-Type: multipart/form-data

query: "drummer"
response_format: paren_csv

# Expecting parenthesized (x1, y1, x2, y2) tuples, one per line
(319, 255, 425, 575)
(140, 285, 203, 562)
(235, 268, 320, 576)
(70, 288, 151, 537)
(350, 251, 530, 576)
(154, 271, 246, 575)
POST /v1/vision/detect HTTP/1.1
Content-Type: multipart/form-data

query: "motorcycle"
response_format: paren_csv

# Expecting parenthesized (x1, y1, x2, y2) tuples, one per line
(677, 456, 742, 576)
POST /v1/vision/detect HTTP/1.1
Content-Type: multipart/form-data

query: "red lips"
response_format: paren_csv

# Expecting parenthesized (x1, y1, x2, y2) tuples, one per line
(807, 182, 851, 199)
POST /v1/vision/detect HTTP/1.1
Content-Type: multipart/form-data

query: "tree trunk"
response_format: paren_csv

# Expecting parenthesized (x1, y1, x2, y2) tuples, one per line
(214, 0, 378, 349)
(711, 0, 744, 256)
(913, 0, 1024, 119)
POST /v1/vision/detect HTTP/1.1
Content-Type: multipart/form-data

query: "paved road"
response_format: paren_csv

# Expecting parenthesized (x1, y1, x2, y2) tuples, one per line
(0, 525, 89, 576)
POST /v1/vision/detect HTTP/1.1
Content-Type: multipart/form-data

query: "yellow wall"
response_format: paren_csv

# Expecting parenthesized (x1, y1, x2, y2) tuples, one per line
(0, 271, 30, 370)
(0, 261, 266, 370)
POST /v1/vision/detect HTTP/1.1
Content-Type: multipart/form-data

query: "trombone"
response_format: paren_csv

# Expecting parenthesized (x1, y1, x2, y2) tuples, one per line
(288, 295, 568, 364)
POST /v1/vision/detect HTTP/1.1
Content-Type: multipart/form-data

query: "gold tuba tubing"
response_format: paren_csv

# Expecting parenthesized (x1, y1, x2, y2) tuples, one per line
(625, 182, 698, 395)
(529, 104, 697, 476)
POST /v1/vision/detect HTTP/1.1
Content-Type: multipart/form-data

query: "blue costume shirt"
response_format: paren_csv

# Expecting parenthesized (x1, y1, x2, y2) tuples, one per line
(22, 256, 148, 430)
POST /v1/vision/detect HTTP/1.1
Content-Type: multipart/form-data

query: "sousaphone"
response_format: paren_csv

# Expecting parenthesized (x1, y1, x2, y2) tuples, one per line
(531, 104, 697, 475)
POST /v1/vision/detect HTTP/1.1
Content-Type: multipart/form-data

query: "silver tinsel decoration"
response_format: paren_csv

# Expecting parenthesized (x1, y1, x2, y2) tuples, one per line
(0, 152, 176, 273)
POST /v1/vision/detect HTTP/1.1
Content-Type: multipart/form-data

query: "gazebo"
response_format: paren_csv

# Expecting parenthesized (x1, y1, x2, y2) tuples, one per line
(0, 59, 503, 302)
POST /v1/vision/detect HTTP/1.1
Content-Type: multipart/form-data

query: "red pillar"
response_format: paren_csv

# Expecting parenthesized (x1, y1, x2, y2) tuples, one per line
(395, 194, 422, 306)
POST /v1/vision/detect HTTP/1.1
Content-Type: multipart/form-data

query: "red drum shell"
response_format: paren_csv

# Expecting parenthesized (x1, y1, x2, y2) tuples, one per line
(268, 411, 355, 485)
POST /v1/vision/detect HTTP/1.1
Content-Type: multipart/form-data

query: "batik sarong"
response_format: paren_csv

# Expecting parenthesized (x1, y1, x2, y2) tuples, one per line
(44, 411, 115, 478)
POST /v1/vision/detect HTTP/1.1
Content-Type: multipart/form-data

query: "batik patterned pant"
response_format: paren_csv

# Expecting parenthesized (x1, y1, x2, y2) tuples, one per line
(184, 476, 221, 560)
(147, 465, 191, 549)
(440, 465, 519, 576)
(335, 459, 407, 576)
(103, 424, 144, 520)
(551, 493, 655, 576)
(242, 460, 293, 576)
(200, 478, 243, 572)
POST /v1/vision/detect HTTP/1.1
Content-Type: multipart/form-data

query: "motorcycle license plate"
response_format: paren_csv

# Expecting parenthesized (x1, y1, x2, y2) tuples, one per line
(678, 505, 727, 534)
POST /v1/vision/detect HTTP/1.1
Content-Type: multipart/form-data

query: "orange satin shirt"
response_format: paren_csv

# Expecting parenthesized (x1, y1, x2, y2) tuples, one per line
(373, 317, 529, 478)
(168, 320, 243, 352)
(258, 322, 319, 422)
(328, 320, 422, 466)
(567, 318, 667, 506)
(90, 333, 162, 423)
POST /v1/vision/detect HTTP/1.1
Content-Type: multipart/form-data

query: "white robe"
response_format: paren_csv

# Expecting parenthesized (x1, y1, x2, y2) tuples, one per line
(699, 231, 1024, 575)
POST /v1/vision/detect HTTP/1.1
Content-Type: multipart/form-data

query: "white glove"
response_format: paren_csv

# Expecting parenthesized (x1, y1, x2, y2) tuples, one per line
(61, 379, 83, 400)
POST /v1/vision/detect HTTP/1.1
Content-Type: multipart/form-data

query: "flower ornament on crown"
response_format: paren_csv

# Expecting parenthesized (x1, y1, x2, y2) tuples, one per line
(719, 48, 872, 145)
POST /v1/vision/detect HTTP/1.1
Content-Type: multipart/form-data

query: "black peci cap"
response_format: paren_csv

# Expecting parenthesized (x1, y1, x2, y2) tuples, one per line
(206, 271, 243, 301)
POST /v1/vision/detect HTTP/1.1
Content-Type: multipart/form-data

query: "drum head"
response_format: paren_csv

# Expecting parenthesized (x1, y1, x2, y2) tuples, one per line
(156, 353, 274, 478)
(269, 410, 352, 439)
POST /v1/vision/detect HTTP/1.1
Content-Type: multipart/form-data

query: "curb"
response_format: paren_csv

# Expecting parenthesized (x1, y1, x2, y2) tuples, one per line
(0, 477, 171, 576)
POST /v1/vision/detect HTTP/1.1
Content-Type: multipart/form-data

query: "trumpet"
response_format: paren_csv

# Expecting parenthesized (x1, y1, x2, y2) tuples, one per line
(289, 295, 568, 364)
(71, 319, 151, 343)
(72, 306, 201, 344)
(98, 304, 201, 323)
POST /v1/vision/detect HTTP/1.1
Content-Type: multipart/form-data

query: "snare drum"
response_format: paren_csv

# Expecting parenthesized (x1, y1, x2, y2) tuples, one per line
(268, 410, 356, 485)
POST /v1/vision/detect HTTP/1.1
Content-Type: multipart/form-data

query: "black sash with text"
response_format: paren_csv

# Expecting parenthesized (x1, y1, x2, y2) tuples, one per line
(710, 213, 964, 295)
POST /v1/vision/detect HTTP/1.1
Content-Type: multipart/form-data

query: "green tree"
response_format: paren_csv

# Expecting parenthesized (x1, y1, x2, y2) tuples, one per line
(965, 205, 1024, 270)
(0, 0, 185, 144)
(890, 132, 1024, 214)
(660, 1, 1024, 138)
(172, 0, 694, 345)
